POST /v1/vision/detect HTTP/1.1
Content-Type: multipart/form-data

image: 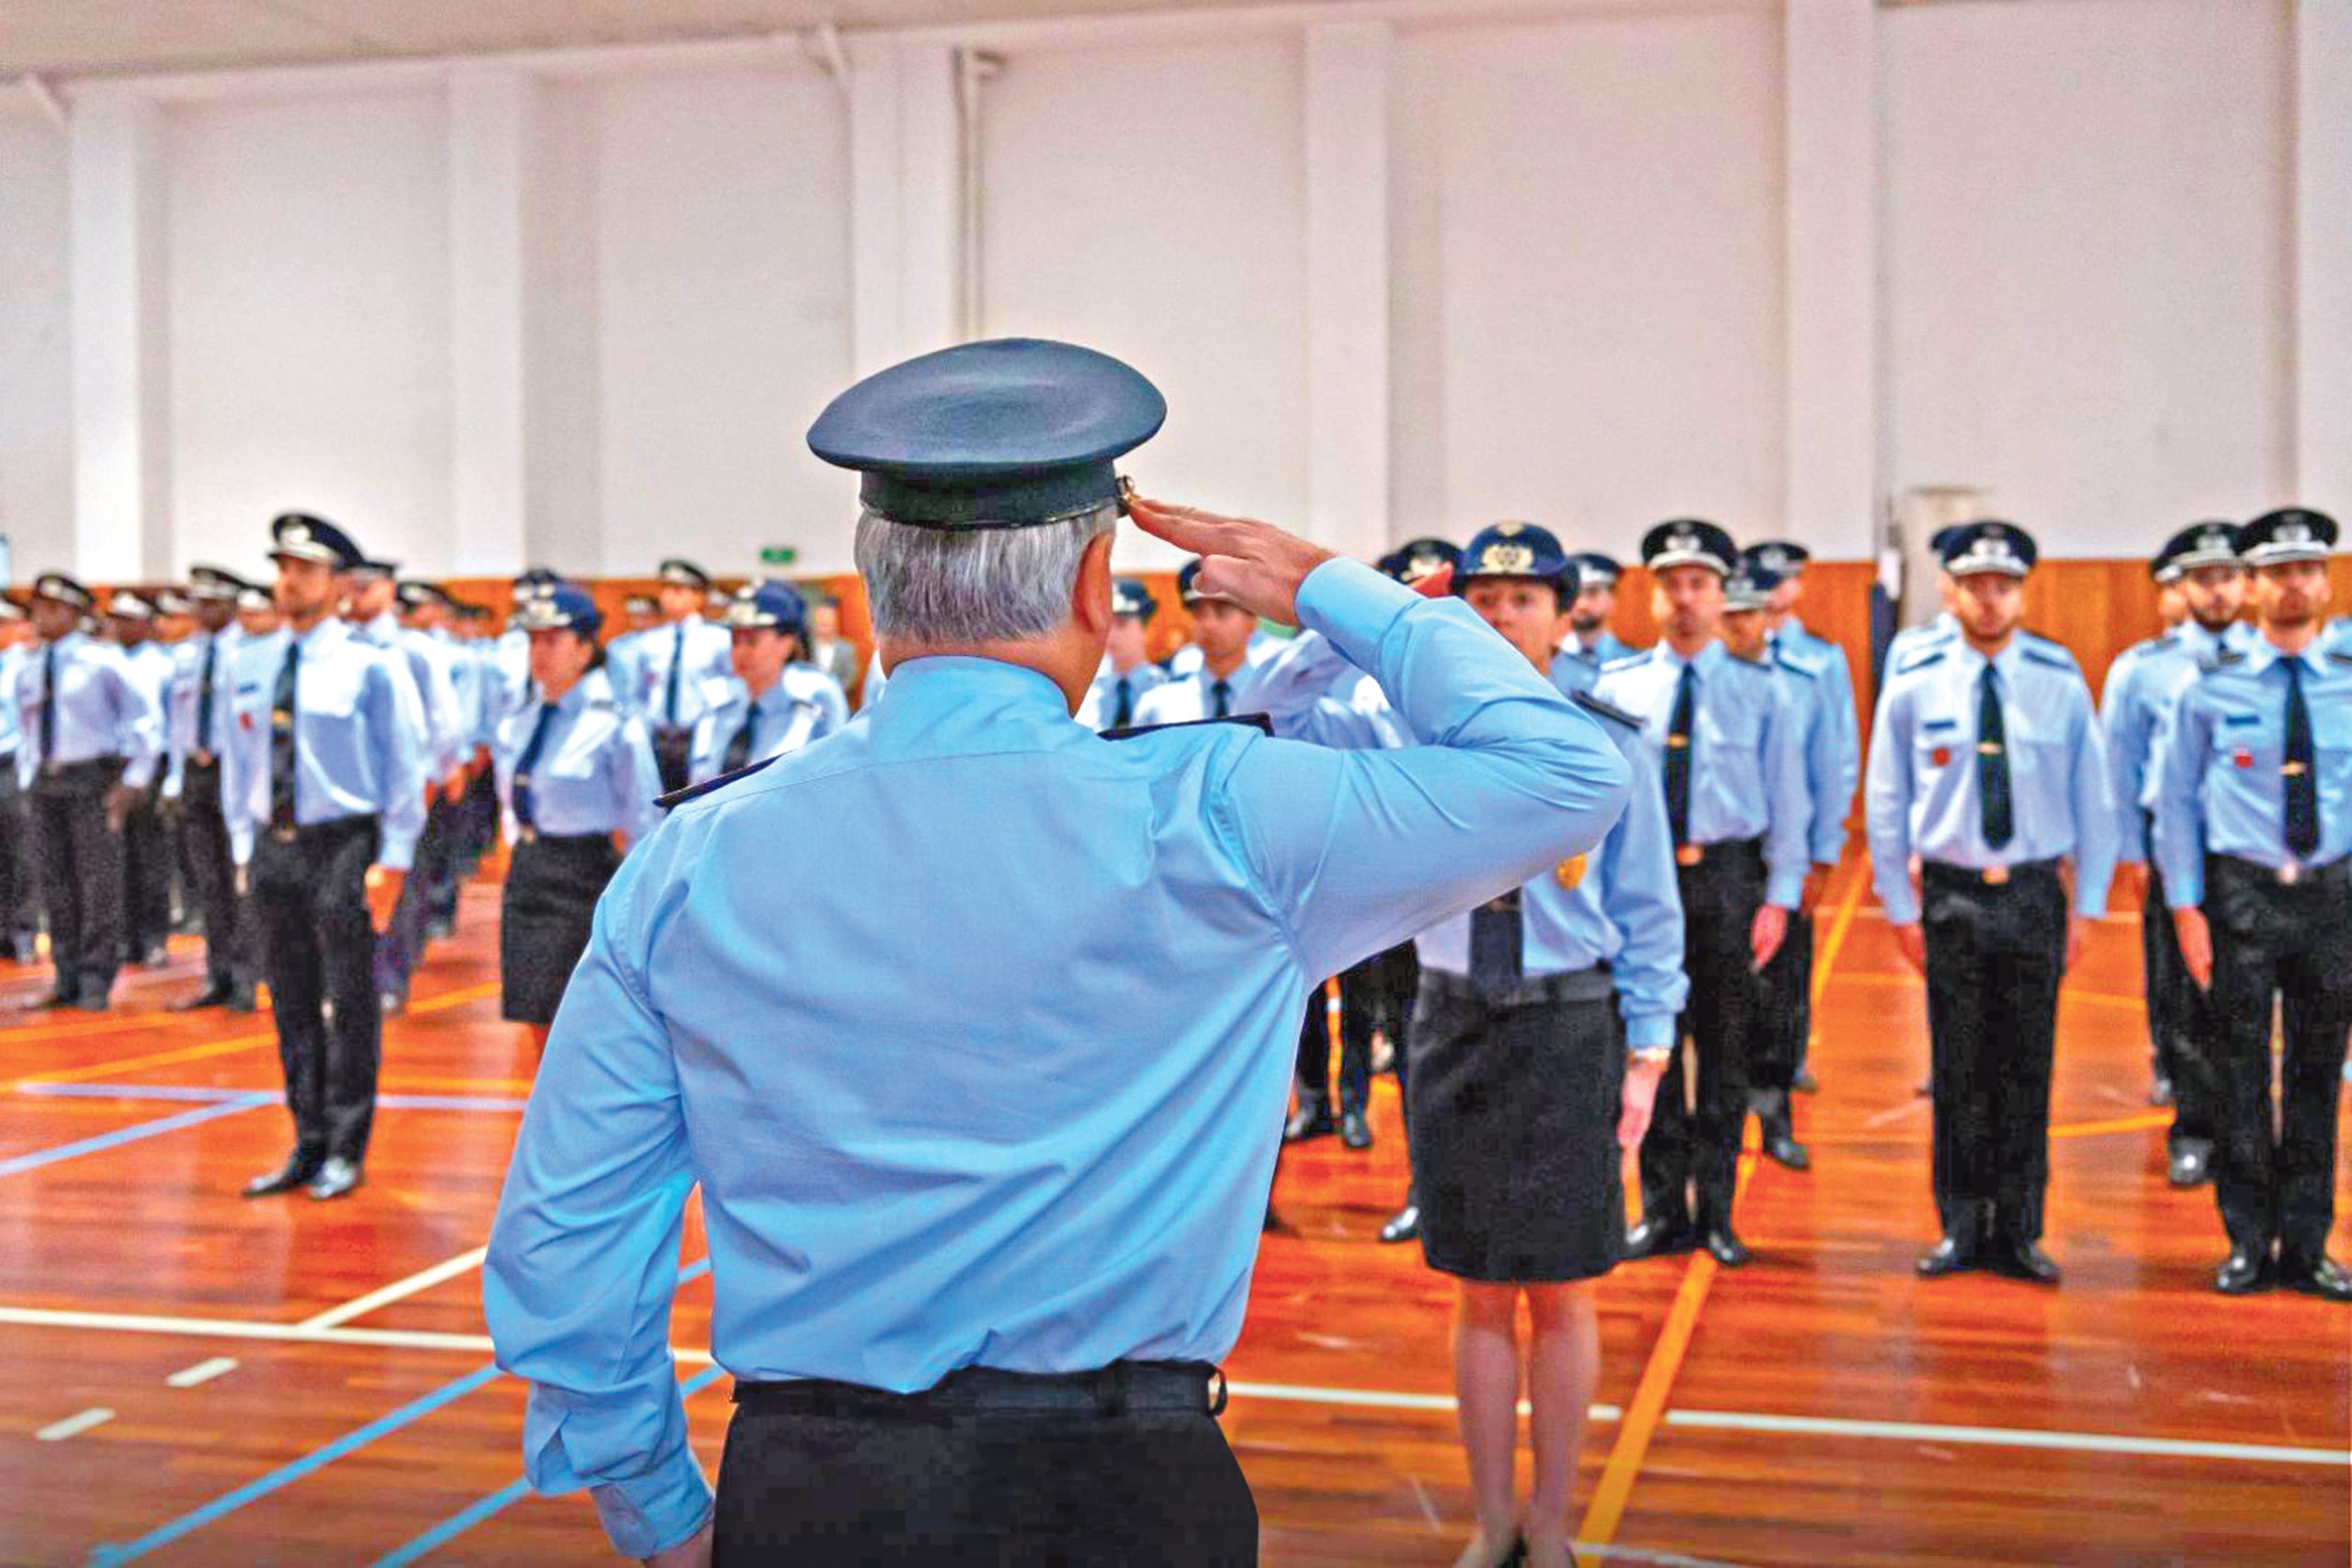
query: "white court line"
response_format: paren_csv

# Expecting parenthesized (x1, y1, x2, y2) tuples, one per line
(1, 1303, 2343, 1470)
(164, 1357, 239, 1389)
(37, 1406, 115, 1441)
(295, 1246, 490, 1333)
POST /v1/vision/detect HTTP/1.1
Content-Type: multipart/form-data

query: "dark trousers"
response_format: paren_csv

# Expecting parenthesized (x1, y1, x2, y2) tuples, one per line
(119, 784, 172, 958)
(1295, 942, 1420, 1119)
(1922, 861, 2065, 1244)
(1639, 839, 1765, 1227)
(2203, 855, 2352, 1260)
(179, 761, 259, 990)
(0, 756, 31, 947)
(30, 761, 125, 1001)
(1751, 905, 1814, 1093)
(254, 816, 382, 1165)
(713, 1374, 1254, 1566)
(653, 728, 692, 795)
(2143, 859, 2221, 1151)
(452, 760, 498, 886)
(374, 795, 456, 997)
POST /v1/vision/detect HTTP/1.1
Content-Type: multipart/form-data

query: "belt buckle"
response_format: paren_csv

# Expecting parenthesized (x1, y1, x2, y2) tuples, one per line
(1981, 863, 2010, 886)
(2278, 862, 2301, 886)
(518, 826, 538, 844)
(1674, 844, 1702, 868)
(270, 824, 298, 843)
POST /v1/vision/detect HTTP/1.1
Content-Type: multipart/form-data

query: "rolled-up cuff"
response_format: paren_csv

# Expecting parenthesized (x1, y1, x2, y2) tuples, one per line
(1624, 1014, 1676, 1053)
(590, 1447, 715, 1559)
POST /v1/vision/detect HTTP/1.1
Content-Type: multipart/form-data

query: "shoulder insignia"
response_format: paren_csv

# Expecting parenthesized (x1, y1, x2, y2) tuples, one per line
(1894, 649, 1947, 677)
(1600, 652, 1648, 673)
(2327, 650, 2352, 666)
(1571, 690, 1643, 730)
(2211, 649, 2248, 669)
(1101, 713, 1274, 742)
(2021, 646, 2074, 671)
(1726, 651, 1770, 670)
(2022, 631, 2079, 661)
(657, 753, 781, 811)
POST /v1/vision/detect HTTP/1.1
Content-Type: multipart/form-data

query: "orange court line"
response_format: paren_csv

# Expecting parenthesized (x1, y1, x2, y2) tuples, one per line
(1577, 855, 1870, 1548)
(2049, 1110, 2174, 1141)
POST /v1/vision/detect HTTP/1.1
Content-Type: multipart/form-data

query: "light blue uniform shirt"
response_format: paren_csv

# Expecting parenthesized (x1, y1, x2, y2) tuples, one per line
(1772, 620, 1859, 829)
(493, 626, 533, 730)
(1074, 660, 1170, 732)
(357, 611, 466, 778)
(494, 668, 662, 848)
(1549, 648, 1600, 696)
(611, 615, 733, 732)
(1887, 611, 1959, 664)
(684, 665, 850, 784)
(1865, 634, 2116, 924)
(1772, 644, 1849, 866)
(2099, 620, 2255, 862)
(218, 619, 429, 870)
(119, 642, 178, 788)
(481, 559, 1634, 1557)
(1593, 641, 1813, 908)
(163, 627, 244, 798)
(2152, 637, 2352, 906)
(1164, 628, 1275, 679)
(1129, 661, 1259, 727)
(16, 632, 164, 790)
(0, 645, 23, 758)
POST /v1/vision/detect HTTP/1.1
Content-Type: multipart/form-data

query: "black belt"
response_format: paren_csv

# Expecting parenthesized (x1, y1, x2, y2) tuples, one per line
(734, 1360, 1227, 1422)
(2210, 852, 2349, 891)
(266, 812, 379, 846)
(1424, 964, 1613, 1010)
(1922, 857, 2060, 890)
(1672, 835, 1764, 870)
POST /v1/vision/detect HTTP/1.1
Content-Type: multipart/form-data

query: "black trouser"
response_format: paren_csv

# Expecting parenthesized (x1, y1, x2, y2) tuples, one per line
(1922, 860, 2065, 1245)
(0, 754, 30, 948)
(652, 727, 692, 795)
(2202, 854, 2352, 1261)
(179, 761, 259, 991)
(375, 794, 455, 997)
(1751, 904, 1814, 1095)
(253, 815, 382, 1166)
(119, 781, 172, 958)
(453, 758, 498, 882)
(29, 760, 125, 1002)
(2143, 854, 2221, 1152)
(715, 1365, 1253, 1567)
(1639, 837, 1765, 1229)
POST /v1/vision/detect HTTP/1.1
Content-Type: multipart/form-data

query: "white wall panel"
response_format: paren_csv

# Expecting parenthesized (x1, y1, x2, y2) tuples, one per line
(0, 107, 75, 580)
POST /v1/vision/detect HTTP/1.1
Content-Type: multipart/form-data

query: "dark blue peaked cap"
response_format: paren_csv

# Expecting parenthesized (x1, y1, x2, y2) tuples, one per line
(1377, 537, 1460, 586)
(514, 582, 605, 638)
(1459, 522, 1579, 597)
(808, 338, 1167, 529)
(1939, 520, 2038, 578)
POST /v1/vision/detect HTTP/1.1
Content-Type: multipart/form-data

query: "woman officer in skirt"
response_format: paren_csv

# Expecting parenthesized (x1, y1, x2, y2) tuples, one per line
(495, 583, 662, 1053)
(1412, 524, 1687, 1568)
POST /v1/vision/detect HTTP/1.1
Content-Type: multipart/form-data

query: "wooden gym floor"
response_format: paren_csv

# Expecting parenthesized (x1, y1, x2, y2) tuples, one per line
(0, 852, 2344, 1565)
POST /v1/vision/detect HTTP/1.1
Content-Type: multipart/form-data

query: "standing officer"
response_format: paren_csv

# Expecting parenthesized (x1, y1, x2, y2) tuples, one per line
(613, 558, 732, 793)
(1868, 521, 2114, 1284)
(1131, 560, 1266, 725)
(108, 592, 178, 968)
(1564, 552, 1637, 664)
(0, 597, 33, 963)
(484, 338, 1634, 1566)
(225, 513, 426, 1203)
(17, 575, 163, 1010)
(2155, 507, 2351, 1300)
(1597, 521, 1808, 1268)
(401, 580, 482, 940)
(1075, 579, 1169, 731)
(2101, 522, 2252, 1184)
(686, 582, 850, 784)
(166, 567, 260, 1010)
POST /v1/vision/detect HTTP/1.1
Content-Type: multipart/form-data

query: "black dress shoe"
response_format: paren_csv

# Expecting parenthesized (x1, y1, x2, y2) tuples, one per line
(1758, 1096, 1811, 1171)
(1379, 1204, 1420, 1245)
(2213, 1247, 2272, 1295)
(2166, 1140, 2212, 1189)
(2276, 1253, 2352, 1302)
(1340, 1110, 1372, 1150)
(227, 983, 258, 1014)
(1624, 1215, 1696, 1260)
(74, 991, 109, 1012)
(243, 1152, 323, 1198)
(1988, 1238, 2062, 1286)
(1701, 1225, 1751, 1269)
(170, 983, 235, 1013)
(1916, 1234, 1978, 1278)
(307, 1157, 364, 1201)
(1283, 1104, 1334, 1144)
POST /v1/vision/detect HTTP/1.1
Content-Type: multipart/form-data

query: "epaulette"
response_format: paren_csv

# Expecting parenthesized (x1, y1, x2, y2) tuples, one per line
(657, 753, 781, 811)
(2211, 649, 2248, 669)
(1102, 713, 1274, 742)
(1600, 652, 1648, 673)
(2021, 646, 2074, 671)
(1894, 649, 1947, 677)
(1726, 651, 1770, 670)
(2022, 631, 2080, 665)
(2326, 649, 2352, 666)
(1571, 690, 1643, 730)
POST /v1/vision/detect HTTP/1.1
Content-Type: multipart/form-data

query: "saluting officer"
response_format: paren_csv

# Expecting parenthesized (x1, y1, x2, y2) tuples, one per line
(614, 558, 733, 793)
(1867, 522, 2114, 1285)
(18, 575, 164, 1010)
(686, 581, 850, 784)
(1597, 520, 1809, 1268)
(1721, 559, 1844, 1170)
(1131, 559, 1264, 725)
(226, 513, 427, 1203)
(1564, 551, 1638, 664)
(484, 338, 1634, 1565)
(2154, 507, 2352, 1301)
(495, 584, 661, 1055)
(1075, 578, 1169, 731)
(166, 567, 261, 1010)
(2100, 522, 2253, 1187)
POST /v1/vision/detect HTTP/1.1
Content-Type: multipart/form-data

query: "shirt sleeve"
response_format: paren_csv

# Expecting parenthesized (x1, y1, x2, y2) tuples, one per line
(2098, 658, 2151, 864)
(1596, 739, 1689, 1049)
(1864, 677, 1921, 925)
(1823, 641, 1861, 822)
(482, 857, 709, 1559)
(1217, 558, 1633, 986)
(113, 654, 164, 792)
(614, 716, 663, 850)
(369, 656, 428, 871)
(2152, 682, 2213, 908)
(1800, 674, 1847, 866)
(2064, 682, 2117, 919)
(1758, 674, 1812, 908)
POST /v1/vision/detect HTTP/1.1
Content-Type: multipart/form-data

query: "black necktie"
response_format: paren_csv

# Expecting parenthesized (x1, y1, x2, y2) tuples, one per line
(197, 637, 218, 757)
(2283, 659, 2319, 859)
(513, 700, 558, 829)
(1211, 678, 1231, 720)
(1978, 664, 2013, 850)
(662, 624, 684, 728)
(38, 642, 56, 763)
(1664, 663, 1696, 847)
(1470, 887, 1523, 993)
(270, 641, 300, 831)
(723, 699, 758, 774)
(1112, 676, 1134, 730)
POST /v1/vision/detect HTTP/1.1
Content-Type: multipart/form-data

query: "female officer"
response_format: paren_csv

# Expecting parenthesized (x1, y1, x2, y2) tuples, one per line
(495, 584, 662, 1053)
(685, 581, 850, 784)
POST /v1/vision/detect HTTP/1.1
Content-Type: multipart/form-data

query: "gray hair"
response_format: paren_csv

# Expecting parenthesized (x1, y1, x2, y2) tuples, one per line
(855, 503, 1117, 644)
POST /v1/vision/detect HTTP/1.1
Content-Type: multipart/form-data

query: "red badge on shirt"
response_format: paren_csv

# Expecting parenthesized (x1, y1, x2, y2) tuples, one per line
(1929, 746, 1951, 768)
(239, 711, 254, 732)
(2233, 748, 2253, 770)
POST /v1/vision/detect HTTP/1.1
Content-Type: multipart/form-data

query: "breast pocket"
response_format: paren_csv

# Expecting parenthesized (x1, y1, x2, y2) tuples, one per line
(296, 663, 372, 758)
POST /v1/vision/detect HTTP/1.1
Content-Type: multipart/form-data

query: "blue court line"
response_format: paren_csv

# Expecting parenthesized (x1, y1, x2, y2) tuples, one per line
(18, 1082, 527, 1113)
(367, 1366, 731, 1568)
(89, 1363, 505, 1564)
(0, 1093, 274, 1179)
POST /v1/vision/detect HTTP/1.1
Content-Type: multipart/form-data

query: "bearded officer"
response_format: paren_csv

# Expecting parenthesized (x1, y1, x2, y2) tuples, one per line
(1563, 552, 1637, 664)
(482, 338, 1634, 1566)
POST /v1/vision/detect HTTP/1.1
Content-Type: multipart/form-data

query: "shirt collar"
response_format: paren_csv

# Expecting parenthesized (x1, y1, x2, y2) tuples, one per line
(2243, 636, 2327, 679)
(1949, 634, 2024, 682)
(1658, 639, 1724, 675)
(874, 654, 1070, 716)
(294, 617, 349, 654)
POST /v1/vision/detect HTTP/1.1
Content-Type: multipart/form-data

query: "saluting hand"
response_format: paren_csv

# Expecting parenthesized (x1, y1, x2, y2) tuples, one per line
(2174, 907, 2213, 990)
(1125, 495, 1336, 626)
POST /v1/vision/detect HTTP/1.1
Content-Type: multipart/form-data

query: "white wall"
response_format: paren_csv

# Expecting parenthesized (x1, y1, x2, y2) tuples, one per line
(0, 105, 74, 581)
(1883, 0, 2293, 557)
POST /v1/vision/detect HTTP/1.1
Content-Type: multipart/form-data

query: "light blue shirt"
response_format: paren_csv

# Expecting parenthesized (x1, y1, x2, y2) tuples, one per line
(2099, 620, 2255, 862)
(610, 616, 733, 731)
(1074, 660, 1170, 732)
(857, 648, 888, 712)
(494, 668, 662, 847)
(684, 665, 850, 784)
(1772, 645, 1849, 866)
(357, 611, 467, 778)
(1129, 662, 1258, 727)
(1164, 627, 1276, 678)
(1569, 627, 1640, 665)
(163, 627, 245, 798)
(2152, 636, 2352, 905)
(217, 619, 428, 870)
(481, 559, 1634, 1557)
(1592, 641, 1813, 908)
(1549, 648, 1600, 695)
(0, 645, 22, 757)
(1865, 633, 2116, 924)
(1772, 620, 1859, 833)
(1887, 611, 1959, 664)
(16, 632, 164, 790)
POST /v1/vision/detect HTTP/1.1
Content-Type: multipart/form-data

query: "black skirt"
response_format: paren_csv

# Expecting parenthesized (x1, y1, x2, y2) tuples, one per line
(500, 832, 622, 1024)
(1405, 971, 1628, 1282)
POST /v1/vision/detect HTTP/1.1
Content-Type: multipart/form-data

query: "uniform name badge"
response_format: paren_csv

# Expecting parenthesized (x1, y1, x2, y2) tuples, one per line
(1555, 854, 1587, 890)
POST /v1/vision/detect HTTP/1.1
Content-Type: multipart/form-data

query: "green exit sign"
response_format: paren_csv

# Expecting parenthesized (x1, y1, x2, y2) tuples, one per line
(758, 545, 798, 567)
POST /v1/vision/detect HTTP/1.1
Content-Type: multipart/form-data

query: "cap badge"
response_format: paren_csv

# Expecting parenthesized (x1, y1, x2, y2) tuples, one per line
(283, 523, 311, 547)
(2278, 518, 2312, 545)
(1669, 531, 1700, 556)
(1479, 543, 1536, 574)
